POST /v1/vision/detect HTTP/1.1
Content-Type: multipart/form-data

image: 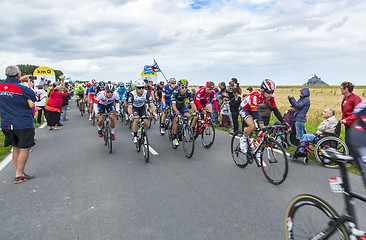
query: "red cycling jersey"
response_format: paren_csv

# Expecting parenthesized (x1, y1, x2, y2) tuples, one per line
(240, 89, 277, 111)
(194, 87, 219, 112)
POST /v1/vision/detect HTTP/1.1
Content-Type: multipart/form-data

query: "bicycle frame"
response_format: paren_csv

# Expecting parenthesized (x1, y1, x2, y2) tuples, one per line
(197, 112, 211, 135)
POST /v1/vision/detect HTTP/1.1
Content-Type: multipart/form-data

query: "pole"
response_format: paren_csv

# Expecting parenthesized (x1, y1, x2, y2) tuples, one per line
(153, 59, 168, 83)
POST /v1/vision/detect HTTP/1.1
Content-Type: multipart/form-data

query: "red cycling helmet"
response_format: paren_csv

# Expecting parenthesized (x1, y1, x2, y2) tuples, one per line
(206, 81, 215, 89)
(261, 79, 276, 92)
(86, 82, 92, 88)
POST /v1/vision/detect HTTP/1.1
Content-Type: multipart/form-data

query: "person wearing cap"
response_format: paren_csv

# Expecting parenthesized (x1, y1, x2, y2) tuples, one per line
(288, 88, 311, 141)
(39, 76, 46, 86)
(0, 65, 37, 184)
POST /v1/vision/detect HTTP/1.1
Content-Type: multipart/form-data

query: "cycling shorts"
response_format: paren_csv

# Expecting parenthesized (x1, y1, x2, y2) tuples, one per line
(89, 94, 95, 103)
(77, 93, 84, 99)
(239, 108, 253, 121)
(98, 103, 115, 114)
(162, 99, 172, 111)
(173, 103, 189, 116)
(132, 105, 147, 118)
(196, 99, 211, 110)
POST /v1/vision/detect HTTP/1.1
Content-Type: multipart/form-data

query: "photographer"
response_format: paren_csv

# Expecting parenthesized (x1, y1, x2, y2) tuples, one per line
(0, 65, 37, 184)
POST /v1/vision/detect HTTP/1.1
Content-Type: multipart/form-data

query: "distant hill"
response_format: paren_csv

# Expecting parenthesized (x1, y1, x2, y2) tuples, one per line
(303, 74, 329, 86)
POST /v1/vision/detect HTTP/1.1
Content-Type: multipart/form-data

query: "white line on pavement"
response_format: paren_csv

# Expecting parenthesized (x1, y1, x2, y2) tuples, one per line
(130, 132, 159, 155)
(39, 122, 47, 128)
(0, 152, 12, 172)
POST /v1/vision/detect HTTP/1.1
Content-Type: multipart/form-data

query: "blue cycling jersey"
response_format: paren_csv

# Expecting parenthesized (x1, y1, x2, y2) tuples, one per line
(117, 86, 127, 101)
(162, 85, 177, 100)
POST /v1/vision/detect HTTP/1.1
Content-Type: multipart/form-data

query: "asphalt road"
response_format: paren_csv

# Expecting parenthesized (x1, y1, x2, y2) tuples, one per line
(1, 105, 365, 240)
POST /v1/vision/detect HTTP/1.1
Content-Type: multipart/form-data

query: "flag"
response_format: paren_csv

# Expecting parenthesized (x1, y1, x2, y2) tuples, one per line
(144, 65, 154, 74)
(152, 59, 161, 73)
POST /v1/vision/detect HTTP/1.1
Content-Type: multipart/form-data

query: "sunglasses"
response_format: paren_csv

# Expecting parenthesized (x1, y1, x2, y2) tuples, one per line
(181, 86, 187, 89)
(265, 91, 274, 94)
(171, 82, 176, 85)
(106, 90, 113, 93)
(137, 87, 144, 90)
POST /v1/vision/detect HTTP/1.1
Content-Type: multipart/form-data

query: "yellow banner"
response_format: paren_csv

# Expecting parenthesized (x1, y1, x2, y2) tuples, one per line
(33, 66, 55, 76)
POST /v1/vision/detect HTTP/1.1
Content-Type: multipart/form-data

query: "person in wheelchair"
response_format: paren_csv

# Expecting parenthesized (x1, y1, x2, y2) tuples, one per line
(292, 108, 338, 159)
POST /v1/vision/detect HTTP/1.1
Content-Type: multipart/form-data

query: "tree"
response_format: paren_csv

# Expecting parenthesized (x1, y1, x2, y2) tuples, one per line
(17, 64, 38, 75)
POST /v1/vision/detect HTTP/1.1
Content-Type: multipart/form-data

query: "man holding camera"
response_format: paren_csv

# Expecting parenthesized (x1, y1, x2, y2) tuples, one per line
(0, 65, 37, 184)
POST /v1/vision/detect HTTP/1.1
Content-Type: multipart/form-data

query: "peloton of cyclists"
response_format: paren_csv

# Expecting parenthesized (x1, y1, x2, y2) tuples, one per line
(160, 78, 178, 134)
(171, 79, 198, 147)
(95, 84, 120, 140)
(128, 79, 157, 144)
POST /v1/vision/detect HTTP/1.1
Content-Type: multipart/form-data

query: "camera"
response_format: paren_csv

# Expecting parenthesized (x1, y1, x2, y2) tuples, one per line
(29, 76, 37, 80)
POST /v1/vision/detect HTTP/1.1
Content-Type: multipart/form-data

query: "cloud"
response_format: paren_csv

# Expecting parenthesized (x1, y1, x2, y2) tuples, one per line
(1, 0, 366, 85)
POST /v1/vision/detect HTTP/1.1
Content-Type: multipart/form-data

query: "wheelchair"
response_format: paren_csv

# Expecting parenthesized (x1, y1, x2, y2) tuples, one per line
(292, 121, 349, 168)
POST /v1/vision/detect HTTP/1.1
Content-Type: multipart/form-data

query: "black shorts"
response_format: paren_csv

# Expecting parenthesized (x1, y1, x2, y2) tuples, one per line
(2, 128, 35, 148)
(132, 105, 147, 118)
(239, 108, 252, 121)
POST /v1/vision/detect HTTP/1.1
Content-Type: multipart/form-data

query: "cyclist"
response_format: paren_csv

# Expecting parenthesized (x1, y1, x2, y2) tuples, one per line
(96, 81, 105, 94)
(154, 80, 165, 102)
(160, 78, 178, 134)
(75, 84, 85, 110)
(238, 79, 285, 155)
(171, 79, 198, 147)
(87, 83, 97, 120)
(95, 84, 120, 140)
(348, 99, 366, 186)
(117, 82, 126, 112)
(128, 79, 157, 144)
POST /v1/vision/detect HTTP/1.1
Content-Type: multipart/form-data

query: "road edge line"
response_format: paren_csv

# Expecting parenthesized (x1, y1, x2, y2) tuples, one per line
(0, 152, 12, 172)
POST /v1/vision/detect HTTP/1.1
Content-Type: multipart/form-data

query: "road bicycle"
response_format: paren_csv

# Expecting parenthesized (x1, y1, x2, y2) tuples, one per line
(192, 112, 215, 149)
(100, 113, 113, 154)
(230, 124, 289, 185)
(167, 114, 195, 158)
(78, 98, 86, 116)
(134, 116, 154, 163)
(285, 148, 366, 239)
(91, 110, 96, 126)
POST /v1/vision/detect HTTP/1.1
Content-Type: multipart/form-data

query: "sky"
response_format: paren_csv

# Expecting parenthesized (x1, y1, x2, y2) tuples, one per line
(1, 0, 365, 86)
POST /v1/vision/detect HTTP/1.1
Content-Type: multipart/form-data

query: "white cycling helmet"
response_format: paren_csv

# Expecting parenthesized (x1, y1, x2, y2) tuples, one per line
(135, 79, 145, 88)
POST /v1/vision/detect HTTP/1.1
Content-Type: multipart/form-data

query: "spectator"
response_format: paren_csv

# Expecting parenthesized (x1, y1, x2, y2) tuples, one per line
(35, 85, 47, 125)
(288, 88, 310, 140)
(217, 82, 228, 102)
(60, 86, 73, 123)
(340, 81, 362, 149)
(212, 87, 220, 124)
(231, 78, 239, 88)
(283, 105, 296, 134)
(229, 87, 242, 133)
(0, 65, 36, 184)
(45, 85, 70, 130)
(258, 101, 272, 126)
(246, 86, 253, 93)
(220, 98, 230, 128)
(39, 76, 46, 86)
(227, 81, 235, 127)
(292, 108, 338, 158)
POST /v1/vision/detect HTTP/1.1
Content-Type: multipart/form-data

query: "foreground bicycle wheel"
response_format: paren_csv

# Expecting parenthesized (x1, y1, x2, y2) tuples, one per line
(285, 194, 349, 240)
(107, 126, 112, 154)
(260, 138, 288, 185)
(201, 120, 215, 149)
(142, 131, 149, 163)
(315, 136, 349, 168)
(230, 131, 250, 168)
(182, 125, 195, 158)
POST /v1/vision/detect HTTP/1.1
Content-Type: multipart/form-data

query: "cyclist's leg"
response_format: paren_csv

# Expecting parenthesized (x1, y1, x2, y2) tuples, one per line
(238, 109, 255, 152)
(348, 126, 366, 187)
(108, 104, 116, 135)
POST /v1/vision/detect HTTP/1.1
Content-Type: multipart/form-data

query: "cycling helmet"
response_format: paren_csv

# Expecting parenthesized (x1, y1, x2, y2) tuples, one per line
(206, 81, 215, 89)
(143, 78, 149, 83)
(159, 81, 165, 85)
(78, 84, 82, 88)
(178, 79, 188, 87)
(86, 83, 92, 88)
(261, 79, 276, 92)
(135, 79, 145, 88)
(99, 81, 105, 87)
(105, 84, 115, 91)
(119, 82, 124, 87)
(91, 79, 96, 84)
(169, 78, 176, 83)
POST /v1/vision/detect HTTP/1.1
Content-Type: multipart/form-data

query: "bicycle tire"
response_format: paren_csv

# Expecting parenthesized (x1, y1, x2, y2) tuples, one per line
(182, 124, 195, 158)
(260, 138, 288, 185)
(201, 120, 215, 149)
(285, 194, 349, 240)
(315, 136, 349, 168)
(80, 105, 84, 116)
(159, 115, 165, 136)
(136, 129, 141, 152)
(92, 114, 96, 126)
(230, 131, 250, 168)
(147, 109, 152, 129)
(107, 125, 112, 154)
(142, 130, 149, 163)
(104, 122, 108, 146)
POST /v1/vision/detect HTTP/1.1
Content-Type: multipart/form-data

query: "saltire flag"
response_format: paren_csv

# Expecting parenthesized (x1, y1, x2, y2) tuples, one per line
(143, 59, 162, 73)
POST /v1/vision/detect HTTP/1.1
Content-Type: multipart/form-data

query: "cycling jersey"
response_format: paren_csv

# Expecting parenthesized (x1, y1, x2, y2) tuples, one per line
(154, 85, 164, 99)
(95, 91, 120, 113)
(240, 89, 276, 111)
(75, 87, 85, 96)
(194, 87, 219, 112)
(88, 87, 96, 102)
(128, 89, 153, 108)
(117, 86, 126, 101)
(171, 89, 194, 105)
(162, 85, 177, 100)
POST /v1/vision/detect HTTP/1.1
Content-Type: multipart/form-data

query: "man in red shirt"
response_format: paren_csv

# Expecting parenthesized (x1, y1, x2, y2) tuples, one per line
(340, 81, 362, 150)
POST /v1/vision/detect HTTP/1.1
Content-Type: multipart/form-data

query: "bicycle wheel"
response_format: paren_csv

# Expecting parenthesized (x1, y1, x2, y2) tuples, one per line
(104, 122, 108, 146)
(142, 130, 149, 163)
(146, 109, 152, 129)
(159, 115, 165, 136)
(285, 194, 349, 240)
(107, 125, 112, 154)
(315, 136, 349, 168)
(136, 128, 141, 152)
(201, 120, 215, 149)
(260, 138, 288, 185)
(230, 131, 251, 168)
(80, 105, 83, 116)
(182, 124, 195, 158)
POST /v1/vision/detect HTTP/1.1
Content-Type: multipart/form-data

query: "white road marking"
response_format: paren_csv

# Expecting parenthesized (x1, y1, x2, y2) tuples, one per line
(39, 122, 47, 128)
(130, 132, 159, 155)
(0, 152, 12, 172)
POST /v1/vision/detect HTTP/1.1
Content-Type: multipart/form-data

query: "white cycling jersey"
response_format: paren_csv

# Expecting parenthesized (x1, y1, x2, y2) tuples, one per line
(128, 90, 152, 108)
(95, 91, 120, 109)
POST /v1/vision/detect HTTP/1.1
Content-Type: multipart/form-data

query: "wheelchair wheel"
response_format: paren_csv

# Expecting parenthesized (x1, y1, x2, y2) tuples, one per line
(314, 136, 349, 168)
(287, 128, 307, 147)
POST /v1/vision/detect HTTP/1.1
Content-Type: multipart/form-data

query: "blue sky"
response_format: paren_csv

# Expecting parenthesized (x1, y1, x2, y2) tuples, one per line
(0, 0, 365, 86)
